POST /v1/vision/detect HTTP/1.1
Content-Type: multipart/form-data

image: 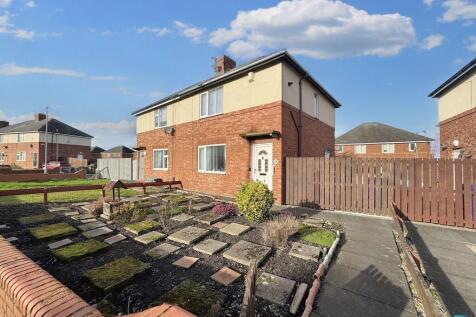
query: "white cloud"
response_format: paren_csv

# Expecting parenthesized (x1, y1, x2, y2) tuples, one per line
(0, 63, 85, 77)
(136, 26, 170, 37)
(420, 34, 445, 49)
(174, 20, 205, 42)
(72, 120, 137, 149)
(440, 0, 476, 22)
(423, 0, 435, 6)
(467, 35, 476, 51)
(0, 0, 11, 8)
(0, 11, 35, 39)
(209, 0, 416, 59)
(25, 1, 35, 8)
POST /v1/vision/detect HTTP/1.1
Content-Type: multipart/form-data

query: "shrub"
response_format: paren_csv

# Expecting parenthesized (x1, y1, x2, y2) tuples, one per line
(236, 181, 274, 222)
(262, 214, 299, 248)
(212, 202, 237, 216)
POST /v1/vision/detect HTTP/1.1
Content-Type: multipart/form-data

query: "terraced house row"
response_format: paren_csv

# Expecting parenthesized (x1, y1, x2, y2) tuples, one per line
(132, 51, 341, 203)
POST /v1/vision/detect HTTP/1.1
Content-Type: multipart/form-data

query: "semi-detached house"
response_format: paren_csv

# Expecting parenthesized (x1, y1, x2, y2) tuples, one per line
(132, 50, 341, 204)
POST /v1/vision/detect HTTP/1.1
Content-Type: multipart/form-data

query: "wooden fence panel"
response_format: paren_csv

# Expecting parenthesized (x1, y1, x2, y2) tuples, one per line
(284, 157, 475, 229)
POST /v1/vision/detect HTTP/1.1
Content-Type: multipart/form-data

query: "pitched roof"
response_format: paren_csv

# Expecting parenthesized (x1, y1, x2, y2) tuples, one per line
(91, 146, 105, 153)
(131, 50, 341, 116)
(103, 145, 134, 154)
(336, 122, 433, 145)
(429, 57, 476, 98)
(0, 118, 93, 138)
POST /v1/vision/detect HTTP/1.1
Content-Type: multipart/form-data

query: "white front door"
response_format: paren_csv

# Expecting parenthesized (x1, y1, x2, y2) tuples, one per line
(252, 143, 273, 190)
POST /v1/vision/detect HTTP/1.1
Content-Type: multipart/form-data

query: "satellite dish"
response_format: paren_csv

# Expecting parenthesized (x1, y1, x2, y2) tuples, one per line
(164, 127, 175, 135)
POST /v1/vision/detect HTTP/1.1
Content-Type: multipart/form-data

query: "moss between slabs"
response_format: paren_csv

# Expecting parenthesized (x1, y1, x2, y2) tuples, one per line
(29, 222, 77, 240)
(84, 256, 150, 291)
(53, 239, 108, 262)
(298, 225, 337, 248)
(153, 279, 225, 316)
(18, 213, 57, 225)
(163, 194, 190, 204)
(124, 220, 160, 234)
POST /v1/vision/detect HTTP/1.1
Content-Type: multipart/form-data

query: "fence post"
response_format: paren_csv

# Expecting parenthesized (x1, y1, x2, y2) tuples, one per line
(43, 188, 48, 204)
(240, 260, 256, 317)
(142, 183, 147, 195)
(101, 189, 106, 198)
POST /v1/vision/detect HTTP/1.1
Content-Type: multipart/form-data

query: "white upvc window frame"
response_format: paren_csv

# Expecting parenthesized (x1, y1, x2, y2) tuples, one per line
(313, 93, 319, 118)
(335, 145, 343, 153)
(0, 152, 5, 161)
(17, 133, 25, 142)
(154, 107, 167, 128)
(0, 135, 5, 144)
(381, 143, 395, 154)
(197, 144, 226, 174)
(16, 151, 26, 161)
(409, 142, 417, 152)
(354, 144, 366, 154)
(199, 86, 224, 118)
(153, 149, 168, 170)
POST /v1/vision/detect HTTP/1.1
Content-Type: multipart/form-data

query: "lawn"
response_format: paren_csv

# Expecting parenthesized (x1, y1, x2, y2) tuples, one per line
(0, 179, 139, 204)
(298, 225, 337, 248)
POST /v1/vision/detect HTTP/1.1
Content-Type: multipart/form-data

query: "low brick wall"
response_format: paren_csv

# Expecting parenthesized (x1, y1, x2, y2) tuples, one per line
(0, 236, 103, 317)
(0, 169, 86, 182)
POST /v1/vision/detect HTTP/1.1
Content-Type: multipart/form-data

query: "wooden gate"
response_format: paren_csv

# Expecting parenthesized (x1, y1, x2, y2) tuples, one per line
(285, 157, 476, 229)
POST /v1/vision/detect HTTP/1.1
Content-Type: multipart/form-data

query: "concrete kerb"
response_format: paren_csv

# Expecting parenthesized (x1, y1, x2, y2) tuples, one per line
(301, 230, 341, 317)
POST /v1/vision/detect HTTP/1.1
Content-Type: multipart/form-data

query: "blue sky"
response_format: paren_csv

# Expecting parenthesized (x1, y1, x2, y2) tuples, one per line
(1, 0, 475, 152)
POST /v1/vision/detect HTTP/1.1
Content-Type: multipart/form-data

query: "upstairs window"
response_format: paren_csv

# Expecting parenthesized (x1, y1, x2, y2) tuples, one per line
(153, 149, 168, 170)
(409, 143, 417, 152)
(354, 144, 366, 154)
(313, 93, 319, 118)
(17, 134, 25, 142)
(200, 87, 223, 118)
(381, 143, 395, 154)
(154, 107, 167, 128)
(335, 145, 343, 153)
(198, 144, 226, 173)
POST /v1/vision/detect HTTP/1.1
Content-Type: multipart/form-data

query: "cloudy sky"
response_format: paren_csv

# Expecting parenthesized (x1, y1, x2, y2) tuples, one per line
(1, 0, 475, 149)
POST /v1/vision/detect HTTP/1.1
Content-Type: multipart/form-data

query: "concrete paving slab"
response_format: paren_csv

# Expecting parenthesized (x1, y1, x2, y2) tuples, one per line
(82, 227, 113, 238)
(64, 211, 80, 216)
(71, 202, 89, 207)
(145, 243, 180, 259)
(223, 240, 271, 267)
(80, 218, 97, 223)
(193, 239, 228, 255)
(195, 213, 226, 225)
(72, 214, 96, 221)
(339, 239, 400, 264)
(134, 231, 166, 245)
(0, 224, 9, 229)
(191, 203, 214, 212)
(6, 237, 18, 242)
(219, 223, 251, 236)
(211, 267, 241, 286)
(48, 238, 73, 250)
(290, 283, 308, 314)
(172, 256, 198, 269)
(256, 272, 296, 306)
(171, 213, 194, 222)
(211, 221, 228, 229)
(78, 221, 106, 231)
(104, 234, 126, 245)
(48, 207, 70, 213)
(168, 226, 210, 245)
(289, 242, 322, 262)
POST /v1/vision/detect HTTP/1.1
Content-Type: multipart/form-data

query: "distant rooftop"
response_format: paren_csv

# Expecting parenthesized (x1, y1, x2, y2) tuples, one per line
(103, 145, 134, 154)
(336, 122, 433, 145)
(0, 116, 92, 138)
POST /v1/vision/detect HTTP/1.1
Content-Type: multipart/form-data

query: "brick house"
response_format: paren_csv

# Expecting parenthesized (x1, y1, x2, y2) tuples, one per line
(132, 51, 341, 203)
(0, 113, 93, 169)
(429, 57, 476, 159)
(100, 146, 135, 159)
(335, 122, 433, 159)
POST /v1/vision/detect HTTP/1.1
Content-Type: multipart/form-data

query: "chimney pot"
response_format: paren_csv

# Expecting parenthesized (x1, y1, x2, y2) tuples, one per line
(35, 113, 46, 121)
(0, 121, 9, 128)
(214, 55, 236, 75)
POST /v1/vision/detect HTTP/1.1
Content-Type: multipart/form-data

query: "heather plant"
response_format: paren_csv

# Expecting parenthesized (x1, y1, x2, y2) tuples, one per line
(212, 202, 237, 216)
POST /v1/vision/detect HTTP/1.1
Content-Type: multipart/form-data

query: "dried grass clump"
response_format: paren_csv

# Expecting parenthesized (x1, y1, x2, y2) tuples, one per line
(262, 214, 299, 248)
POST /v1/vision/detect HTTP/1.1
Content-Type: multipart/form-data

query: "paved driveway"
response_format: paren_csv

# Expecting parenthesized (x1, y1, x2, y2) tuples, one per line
(406, 222, 476, 316)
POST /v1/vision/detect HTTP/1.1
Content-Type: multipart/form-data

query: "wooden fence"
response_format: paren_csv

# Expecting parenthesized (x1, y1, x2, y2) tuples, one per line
(285, 157, 475, 229)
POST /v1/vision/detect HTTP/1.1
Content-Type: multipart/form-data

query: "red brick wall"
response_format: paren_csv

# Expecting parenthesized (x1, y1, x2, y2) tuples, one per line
(137, 101, 335, 204)
(439, 107, 476, 159)
(0, 143, 91, 169)
(335, 142, 433, 159)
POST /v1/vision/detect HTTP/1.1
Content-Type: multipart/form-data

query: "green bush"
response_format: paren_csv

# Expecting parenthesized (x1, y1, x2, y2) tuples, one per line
(236, 181, 274, 222)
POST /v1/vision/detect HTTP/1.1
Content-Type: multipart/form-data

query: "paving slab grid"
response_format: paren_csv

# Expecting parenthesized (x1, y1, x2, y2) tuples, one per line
(406, 222, 476, 316)
(300, 210, 418, 317)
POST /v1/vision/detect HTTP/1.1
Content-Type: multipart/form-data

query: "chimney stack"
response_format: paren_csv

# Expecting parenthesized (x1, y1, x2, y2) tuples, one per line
(214, 55, 236, 75)
(35, 113, 46, 121)
(0, 121, 9, 128)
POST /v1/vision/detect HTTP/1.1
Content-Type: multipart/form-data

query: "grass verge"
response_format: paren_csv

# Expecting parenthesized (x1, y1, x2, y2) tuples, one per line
(298, 225, 337, 248)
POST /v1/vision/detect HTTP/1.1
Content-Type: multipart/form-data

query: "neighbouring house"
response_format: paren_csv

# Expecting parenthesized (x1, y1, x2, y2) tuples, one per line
(429, 57, 476, 159)
(335, 122, 433, 159)
(132, 50, 340, 203)
(90, 146, 105, 159)
(100, 146, 135, 159)
(0, 113, 92, 169)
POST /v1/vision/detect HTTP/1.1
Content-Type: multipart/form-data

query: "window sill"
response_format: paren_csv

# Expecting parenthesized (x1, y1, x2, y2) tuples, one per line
(153, 168, 168, 171)
(199, 112, 223, 120)
(198, 170, 226, 175)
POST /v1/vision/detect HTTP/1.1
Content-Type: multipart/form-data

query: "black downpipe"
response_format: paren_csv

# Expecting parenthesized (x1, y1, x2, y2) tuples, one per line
(298, 74, 308, 157)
